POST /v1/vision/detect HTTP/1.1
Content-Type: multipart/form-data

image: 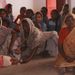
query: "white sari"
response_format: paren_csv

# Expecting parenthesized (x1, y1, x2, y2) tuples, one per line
(20, 18, 58, 58)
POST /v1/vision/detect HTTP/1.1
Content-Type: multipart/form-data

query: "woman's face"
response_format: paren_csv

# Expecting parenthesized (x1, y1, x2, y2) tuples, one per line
(36, 14, 42, 22)
(65, 15, 75, 28)
(22, 20, 30, 37)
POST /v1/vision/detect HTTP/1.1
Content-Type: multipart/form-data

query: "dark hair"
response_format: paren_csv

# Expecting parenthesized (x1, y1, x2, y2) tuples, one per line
(72, 7, 75, 14)
(41, 7, 48, 16)
(5, 4, 12, 10)
(51, 9, 60, 18)
(35, 12, 42, 18)
(64, 4, 69, 8)
(20, 7, 26, 14)
(0, 9, 6, 14)
(26, 9, 34, 19)
(5, 3, 12, 14)
(63, 4, 69, 14)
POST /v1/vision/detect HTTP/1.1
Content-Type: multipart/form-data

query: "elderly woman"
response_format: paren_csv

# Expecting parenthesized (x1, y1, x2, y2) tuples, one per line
(55, 14, 75, 75)
(19, 18, 58, 63)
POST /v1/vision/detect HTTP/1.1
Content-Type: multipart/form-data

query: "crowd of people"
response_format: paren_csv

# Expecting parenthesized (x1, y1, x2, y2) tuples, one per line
(0, 3, 75, 75)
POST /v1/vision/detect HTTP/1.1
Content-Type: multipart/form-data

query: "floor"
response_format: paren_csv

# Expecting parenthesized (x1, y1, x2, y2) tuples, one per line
(0, 58, 73, 75)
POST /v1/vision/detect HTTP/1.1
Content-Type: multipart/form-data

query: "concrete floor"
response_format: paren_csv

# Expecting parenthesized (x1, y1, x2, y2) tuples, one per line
(0, 58, 73, 75)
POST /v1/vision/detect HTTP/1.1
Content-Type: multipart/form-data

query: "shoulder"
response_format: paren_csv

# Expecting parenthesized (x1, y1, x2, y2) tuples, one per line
(59, 27, 67, 33)
(16, 15, 20, 18)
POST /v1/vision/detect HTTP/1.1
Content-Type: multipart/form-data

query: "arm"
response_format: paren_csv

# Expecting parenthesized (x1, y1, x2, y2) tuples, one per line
(14, 15, 20, 24)
(20, 45, 39, 63)
(8, 30, 17, 55)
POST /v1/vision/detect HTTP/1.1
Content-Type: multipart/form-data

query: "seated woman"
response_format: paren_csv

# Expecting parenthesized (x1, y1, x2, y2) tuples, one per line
(55, 14, 75, 75)
(0, 18, 18, 67)
(19, 18, 58, 63)
(34, 12, 47, 31)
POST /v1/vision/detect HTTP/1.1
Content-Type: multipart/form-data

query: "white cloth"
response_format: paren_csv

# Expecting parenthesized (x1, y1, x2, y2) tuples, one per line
(0, 55, 12, 67)
(20, 18, 59, 57)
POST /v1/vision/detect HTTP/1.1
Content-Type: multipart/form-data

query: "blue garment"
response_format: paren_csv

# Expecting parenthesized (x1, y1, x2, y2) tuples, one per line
(6, 14, 16, 29)
(48, 19, 56, 31)
(39, 21, 47, 31)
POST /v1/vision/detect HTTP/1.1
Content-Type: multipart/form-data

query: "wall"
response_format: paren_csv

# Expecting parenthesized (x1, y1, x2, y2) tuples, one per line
(0, 0, 6, 8)
(33, 0, 46, 12)
(70, 0, 75, 10)
(66, 0, 75, 11)
(47, 0, 56, 18)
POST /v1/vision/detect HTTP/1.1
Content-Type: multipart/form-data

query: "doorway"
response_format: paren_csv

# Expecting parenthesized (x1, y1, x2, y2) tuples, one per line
(46, 0, 66, 18)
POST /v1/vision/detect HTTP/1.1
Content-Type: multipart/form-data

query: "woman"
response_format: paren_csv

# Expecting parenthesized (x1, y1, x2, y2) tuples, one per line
(55, 14, 75, 75)
(20, 18, 58, 63)
(34, 12, 47, 31)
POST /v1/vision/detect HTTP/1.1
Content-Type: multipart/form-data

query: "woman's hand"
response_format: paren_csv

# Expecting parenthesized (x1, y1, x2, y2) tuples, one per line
(10, 57, 19, 65)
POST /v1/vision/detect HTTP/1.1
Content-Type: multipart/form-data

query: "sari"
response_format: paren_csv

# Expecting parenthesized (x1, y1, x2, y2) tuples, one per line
(20, 18, 58, 62)
(0, 26, 12, 55)
(63, 27, 75, 57)
(55, 27, 75, 67)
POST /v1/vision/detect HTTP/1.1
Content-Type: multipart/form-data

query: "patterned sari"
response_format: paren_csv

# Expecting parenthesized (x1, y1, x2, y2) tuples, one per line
(63, 27, 75, 57)
(55, 27, 75, 67)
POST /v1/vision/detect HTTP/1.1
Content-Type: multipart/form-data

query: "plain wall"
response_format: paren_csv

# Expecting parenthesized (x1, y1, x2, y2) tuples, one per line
(0, 0, 6, 8)
(33, 0, 46, 12)
(70, 0, 75, 11)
